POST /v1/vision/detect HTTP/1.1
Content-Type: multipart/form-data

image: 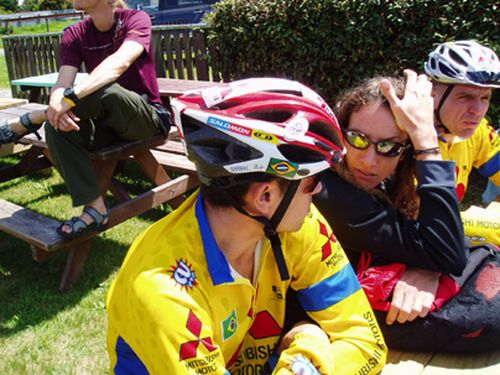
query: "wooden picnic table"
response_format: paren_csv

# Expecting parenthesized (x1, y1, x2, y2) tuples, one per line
(0, 77, 216, 289)
(10, 73, 223, 103)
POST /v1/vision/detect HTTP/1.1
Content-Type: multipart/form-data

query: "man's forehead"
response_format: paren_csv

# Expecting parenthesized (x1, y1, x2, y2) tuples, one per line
(436, 83, 493, 96)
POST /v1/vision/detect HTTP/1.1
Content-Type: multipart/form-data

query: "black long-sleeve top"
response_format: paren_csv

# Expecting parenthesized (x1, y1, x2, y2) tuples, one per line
(314, 160, 467, 276)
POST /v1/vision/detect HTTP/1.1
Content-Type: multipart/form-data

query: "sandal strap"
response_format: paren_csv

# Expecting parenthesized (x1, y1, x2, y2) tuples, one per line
(67, 216, 89, 233)
(20, 113, 42, 140)
(57, 216, 90, 238)
(83, 206, 108, 226)
(0, 120, 20, 145)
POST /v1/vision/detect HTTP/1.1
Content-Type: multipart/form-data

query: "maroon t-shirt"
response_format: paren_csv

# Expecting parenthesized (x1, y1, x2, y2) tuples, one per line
(60, 8, 161, 104)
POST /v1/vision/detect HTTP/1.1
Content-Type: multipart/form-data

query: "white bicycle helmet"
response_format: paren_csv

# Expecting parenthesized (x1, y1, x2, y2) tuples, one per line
(425, 40, 500, 88)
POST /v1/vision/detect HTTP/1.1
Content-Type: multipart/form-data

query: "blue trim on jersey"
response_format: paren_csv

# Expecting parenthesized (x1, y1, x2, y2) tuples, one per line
(196, 194, 234, 285)
(114, 336, 149, 374)
(477, 151, 499, 178)
(296, 264, 361, 312)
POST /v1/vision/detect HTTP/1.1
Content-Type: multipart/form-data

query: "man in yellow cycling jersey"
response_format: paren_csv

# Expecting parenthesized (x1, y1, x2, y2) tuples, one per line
(425, 40, 499, 203)
(106, 78, 386, 374)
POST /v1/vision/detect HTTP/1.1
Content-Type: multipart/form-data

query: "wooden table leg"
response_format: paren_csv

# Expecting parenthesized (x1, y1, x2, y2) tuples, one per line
(28, 87, 42, 103)
(31, 245, 62, 262)
(133, 149, 185, 208)
(58, 240, 92, 292)
(93, 159, 118, 197)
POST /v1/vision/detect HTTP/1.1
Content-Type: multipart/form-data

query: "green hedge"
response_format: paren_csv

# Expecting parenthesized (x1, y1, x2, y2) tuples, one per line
(205, 0, 499, 123)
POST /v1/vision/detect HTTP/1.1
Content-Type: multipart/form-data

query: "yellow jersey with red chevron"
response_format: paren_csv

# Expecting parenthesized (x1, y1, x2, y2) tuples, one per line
(438, 118, 500, 202)
(106, 191, 386, 375)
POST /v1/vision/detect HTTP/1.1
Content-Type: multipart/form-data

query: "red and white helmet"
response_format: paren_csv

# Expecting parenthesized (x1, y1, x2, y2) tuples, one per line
(425, 40, 500, 88)
(171, 78, 345, 185)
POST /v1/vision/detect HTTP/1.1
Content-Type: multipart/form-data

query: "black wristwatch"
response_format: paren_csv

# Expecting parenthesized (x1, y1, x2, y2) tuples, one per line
(63, 87, 79, 107)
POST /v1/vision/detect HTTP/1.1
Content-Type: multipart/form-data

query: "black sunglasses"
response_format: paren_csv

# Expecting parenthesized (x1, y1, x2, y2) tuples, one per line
(344, 130, 408, 157)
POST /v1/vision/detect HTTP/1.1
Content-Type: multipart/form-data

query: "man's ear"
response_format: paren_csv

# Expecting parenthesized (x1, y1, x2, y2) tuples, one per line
(244, 181, 281, 217)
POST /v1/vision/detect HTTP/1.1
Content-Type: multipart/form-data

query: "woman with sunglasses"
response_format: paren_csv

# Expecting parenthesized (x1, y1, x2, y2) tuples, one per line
(311, 70, 500, 352)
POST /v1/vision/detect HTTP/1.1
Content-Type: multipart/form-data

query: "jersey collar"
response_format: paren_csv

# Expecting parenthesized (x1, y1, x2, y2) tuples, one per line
(195, 193, 235, 285)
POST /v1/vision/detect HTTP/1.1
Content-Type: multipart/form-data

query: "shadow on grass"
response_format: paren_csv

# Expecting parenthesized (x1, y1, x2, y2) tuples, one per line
(0, 206, 169, 338)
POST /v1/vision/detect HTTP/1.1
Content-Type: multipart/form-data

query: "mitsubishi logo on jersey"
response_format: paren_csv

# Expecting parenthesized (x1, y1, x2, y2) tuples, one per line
(179, 310, 217, 360)
(248, 311, 282, 339)
(318, 220, 337, 261)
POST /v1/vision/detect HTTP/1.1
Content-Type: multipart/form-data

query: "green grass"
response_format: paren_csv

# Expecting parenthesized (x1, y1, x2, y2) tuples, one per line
(0, 155, 174, 374)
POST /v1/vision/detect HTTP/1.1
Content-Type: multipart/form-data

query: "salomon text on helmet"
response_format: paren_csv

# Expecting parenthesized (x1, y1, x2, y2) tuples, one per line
(171, 78, 345, 186)
(425, 40, 500, 88)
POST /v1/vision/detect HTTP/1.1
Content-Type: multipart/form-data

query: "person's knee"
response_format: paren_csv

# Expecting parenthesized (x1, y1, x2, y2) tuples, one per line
(100, 83, 131, 105)
(44, 121, 57, 143)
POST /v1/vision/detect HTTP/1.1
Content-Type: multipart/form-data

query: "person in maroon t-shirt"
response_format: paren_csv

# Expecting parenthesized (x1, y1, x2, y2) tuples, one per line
(0, 0, 171, 239)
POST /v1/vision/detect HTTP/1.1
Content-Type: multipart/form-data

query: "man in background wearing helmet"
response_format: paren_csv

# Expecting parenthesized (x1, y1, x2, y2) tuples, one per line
(106, 78, 386, 374)
(424, 40, 500, 204)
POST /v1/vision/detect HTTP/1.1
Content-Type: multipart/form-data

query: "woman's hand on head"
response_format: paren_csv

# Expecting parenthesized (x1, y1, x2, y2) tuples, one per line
(380, 70, 440, 158)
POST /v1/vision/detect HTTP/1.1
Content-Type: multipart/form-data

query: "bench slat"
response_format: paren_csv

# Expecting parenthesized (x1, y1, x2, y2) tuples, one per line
(150, 149, 195, 174)
(0, 199, 62, 250)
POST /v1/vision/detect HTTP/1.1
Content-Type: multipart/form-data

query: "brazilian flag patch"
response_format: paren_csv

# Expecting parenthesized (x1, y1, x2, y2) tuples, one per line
(221, 310, 238, 341)
(266, 158, 298, 178)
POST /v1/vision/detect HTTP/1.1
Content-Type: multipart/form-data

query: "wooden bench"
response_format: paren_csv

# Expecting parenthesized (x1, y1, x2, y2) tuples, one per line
(0, 103, 198, 290)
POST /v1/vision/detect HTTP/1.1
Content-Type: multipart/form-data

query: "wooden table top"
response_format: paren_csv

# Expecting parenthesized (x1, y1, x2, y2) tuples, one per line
(11, 73, 223, 99)
(11, 73, 88, 88)
(157, 78, 224, 97)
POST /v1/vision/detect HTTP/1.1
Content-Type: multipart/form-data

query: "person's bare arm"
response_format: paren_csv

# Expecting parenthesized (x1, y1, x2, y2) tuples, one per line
(72, 40, 144, 100)
(47, 40, 144, 132)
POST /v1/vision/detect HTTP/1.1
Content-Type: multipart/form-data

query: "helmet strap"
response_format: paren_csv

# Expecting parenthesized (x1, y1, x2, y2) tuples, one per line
(215, 179, 301, 281)
(434, 84, 454, 134)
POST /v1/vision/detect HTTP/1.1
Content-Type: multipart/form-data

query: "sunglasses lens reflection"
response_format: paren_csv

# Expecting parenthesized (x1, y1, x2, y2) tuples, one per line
(345, 131, 405, 157)
(377, 141, 401, 156)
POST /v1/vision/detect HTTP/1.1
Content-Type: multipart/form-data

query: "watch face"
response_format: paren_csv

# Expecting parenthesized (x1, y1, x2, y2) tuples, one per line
(64, 87, 78, 103)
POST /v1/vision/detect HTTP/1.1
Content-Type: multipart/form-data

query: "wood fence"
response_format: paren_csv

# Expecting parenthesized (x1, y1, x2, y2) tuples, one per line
(2, 24, 225, 103)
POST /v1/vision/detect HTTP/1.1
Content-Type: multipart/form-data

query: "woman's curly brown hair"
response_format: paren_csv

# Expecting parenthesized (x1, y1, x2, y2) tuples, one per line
(334, 76, 419, 219)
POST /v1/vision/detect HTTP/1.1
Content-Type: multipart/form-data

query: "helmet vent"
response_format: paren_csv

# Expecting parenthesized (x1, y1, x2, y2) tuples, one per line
(181, 113, 204, 134)
(438, 61, 459, 77)
(264, 89, 302, 97)
(278, 144, 325, 163)
(210, 100, 244, 110)
(245, 109, 294, 122)
(309, 121, 344, 151)
(430, 57, 437, 69)
(189, 136, 263, 165)
(449, 49, 468, 67)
